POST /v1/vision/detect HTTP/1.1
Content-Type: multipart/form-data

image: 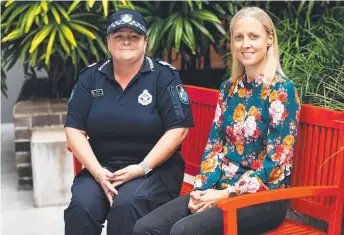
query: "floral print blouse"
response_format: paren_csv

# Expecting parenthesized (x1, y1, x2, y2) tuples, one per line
(194, 72, 301, 194)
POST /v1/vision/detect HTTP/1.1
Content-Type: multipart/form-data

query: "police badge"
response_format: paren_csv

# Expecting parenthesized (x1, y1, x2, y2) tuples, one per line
(138, 89, 152, 105)
(176, 85, 189, 104)
(121, 14, 133, 23)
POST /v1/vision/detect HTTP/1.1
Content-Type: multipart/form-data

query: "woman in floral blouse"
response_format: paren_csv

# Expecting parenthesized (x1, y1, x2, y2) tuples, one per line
(134, 6, 301, 235)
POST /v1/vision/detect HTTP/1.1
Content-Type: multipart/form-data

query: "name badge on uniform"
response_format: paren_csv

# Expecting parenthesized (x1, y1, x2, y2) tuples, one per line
(138, 89, 152, 105)
(91, 89, 104, 97)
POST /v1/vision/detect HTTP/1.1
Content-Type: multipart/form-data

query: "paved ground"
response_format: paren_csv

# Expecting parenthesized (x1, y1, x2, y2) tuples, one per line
(1, 123, 194, 235)
(0, 123, 111, 235)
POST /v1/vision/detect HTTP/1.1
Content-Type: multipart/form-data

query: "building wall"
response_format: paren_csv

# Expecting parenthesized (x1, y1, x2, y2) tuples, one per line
(1, 62, 47, 123)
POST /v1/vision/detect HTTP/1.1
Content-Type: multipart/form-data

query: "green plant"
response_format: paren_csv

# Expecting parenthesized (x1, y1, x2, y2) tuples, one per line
(134, 1, 227, 70)
(1, 0, 130, 98)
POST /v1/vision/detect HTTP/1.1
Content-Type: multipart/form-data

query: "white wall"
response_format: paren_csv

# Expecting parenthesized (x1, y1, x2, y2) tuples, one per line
(1, 62, 26, 123)
(1, 62, 47, 123)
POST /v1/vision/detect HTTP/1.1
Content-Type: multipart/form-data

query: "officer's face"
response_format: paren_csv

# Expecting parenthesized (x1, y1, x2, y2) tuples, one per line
(107, 28, 147, 62)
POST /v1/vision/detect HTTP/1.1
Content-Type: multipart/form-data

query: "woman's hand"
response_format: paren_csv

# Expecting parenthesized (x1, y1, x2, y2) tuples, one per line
(95, 167, 118, 206)
(188, 190, 206, 213)
(195, 189, 230, 213)
(111, 164, 145, 188)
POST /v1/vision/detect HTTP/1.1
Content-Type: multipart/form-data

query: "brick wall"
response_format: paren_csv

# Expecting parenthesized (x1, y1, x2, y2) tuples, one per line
(13, 99, 68, 190)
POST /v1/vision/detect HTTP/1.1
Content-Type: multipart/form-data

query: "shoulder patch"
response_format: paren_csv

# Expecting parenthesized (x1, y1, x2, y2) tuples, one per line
(68, 85, 77, 104)
(176, 84, 189, 104)
(157, 60, 176, 70)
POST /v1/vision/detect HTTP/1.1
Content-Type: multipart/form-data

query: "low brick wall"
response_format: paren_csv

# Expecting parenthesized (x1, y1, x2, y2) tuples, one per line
(13, 99, 68, 190)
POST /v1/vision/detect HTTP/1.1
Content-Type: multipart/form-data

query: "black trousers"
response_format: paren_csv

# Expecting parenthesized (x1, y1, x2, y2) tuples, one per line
(64, 161, 183, 235)
(133, 193, 288, 235)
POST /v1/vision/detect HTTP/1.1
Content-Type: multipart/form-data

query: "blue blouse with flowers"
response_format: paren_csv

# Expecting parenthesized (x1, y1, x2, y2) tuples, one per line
(194, 72, 301, 194)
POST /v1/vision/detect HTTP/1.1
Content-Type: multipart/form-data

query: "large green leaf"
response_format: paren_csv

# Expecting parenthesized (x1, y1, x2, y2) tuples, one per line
(19, 42, 31, 62)
(68, 0, 81, 14)
(5, 0, 16, 8)
(29, 24, 54, 53)
(183, 19, 196, 53)
(87, 37, 100, 61)
(30, 47, 39, 66)
(51, 5, 61, 24)
(174, 16, 184, 52)
(161, 13, 179, 35)
(189, 18, 214, 42)
(25, 3, 40, 33)
(60, 24, 77, 48)
(70, 19, 99, 30)
(69, 23, 96, 39)
(45, 27, 58, 65)
(94, 32, 108, 55)
(102, 0, 108, 17)
(3, 4, 31, 33)
(58, 27, 71, 54)
(76, 46, 89, 66)
(190, 10, 221, 24)
(1, 2, 19, 21)
(147, 18, 163, 53)
(40, 0, 48, 13)
(55, 3, 71, 21)
(1, 29, 22, 42)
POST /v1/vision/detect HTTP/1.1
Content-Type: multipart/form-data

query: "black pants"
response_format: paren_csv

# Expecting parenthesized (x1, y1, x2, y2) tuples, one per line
(133, 193, 288, 235)
(64, 162, 183, 235)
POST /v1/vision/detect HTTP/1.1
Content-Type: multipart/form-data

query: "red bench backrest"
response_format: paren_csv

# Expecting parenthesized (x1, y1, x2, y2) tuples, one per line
(291, 104, 344, 234)
(182, 85, 219, 176)
(183, 86, 344, 234)
(70, 85, 344, 233)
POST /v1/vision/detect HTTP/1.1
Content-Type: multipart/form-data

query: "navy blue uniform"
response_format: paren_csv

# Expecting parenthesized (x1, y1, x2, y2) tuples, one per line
(64, 56, 194, 235)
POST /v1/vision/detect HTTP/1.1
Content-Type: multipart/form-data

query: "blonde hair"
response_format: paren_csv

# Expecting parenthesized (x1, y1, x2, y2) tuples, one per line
(229, 7, 285, 85)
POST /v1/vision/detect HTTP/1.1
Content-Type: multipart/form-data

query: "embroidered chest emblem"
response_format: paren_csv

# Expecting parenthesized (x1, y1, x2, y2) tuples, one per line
(138, 89, 152, 105)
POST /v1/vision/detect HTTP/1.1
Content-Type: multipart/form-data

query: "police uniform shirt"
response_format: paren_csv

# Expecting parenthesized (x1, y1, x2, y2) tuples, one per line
(65, 56, 194, 164)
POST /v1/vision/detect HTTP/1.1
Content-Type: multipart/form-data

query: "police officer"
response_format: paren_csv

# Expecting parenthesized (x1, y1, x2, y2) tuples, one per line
(64, 9, 194, 235)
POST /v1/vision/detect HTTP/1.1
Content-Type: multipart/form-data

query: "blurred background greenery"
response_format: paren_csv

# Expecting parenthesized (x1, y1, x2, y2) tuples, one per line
(1, 0, 343, 110)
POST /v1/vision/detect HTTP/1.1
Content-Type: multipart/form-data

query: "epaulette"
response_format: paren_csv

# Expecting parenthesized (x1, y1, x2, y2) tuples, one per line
(80, 62, 98, 75)
(156, 58, 177, 70)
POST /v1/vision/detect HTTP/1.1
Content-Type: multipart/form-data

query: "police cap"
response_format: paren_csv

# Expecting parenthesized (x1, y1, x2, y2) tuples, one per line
(107, 9, 147, 36)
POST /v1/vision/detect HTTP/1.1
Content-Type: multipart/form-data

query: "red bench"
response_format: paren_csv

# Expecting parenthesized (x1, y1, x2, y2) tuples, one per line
(69, 85, 344, 235)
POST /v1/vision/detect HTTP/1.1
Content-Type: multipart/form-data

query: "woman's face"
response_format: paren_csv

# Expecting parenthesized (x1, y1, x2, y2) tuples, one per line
(232, 16, 273, 72)
(107, 28, 147, 62)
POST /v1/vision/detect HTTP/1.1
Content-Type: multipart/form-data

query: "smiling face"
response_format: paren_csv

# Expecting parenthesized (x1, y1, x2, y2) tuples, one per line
(107, 28, 147, 63)
(232, 16, 273, 73)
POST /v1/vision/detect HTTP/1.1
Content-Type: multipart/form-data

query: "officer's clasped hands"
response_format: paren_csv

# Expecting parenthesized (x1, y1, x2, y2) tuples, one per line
(111, 164, 145, 188)
(95, 167, 118, 206)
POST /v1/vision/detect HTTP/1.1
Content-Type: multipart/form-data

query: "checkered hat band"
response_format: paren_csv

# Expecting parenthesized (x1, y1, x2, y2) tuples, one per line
(107, 20, 147, 34)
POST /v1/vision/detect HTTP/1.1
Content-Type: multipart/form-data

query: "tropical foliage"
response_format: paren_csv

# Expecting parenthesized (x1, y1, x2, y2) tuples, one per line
(1, 0, 343, 111)
(134, 1, 227, 70)
(1, 0, 131, 97)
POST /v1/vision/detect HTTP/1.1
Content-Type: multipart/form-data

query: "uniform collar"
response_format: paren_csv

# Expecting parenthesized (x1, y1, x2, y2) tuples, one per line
(98, 56, 154, 80)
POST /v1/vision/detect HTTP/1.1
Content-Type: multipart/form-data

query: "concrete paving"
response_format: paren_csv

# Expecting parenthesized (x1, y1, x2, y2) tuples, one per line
(0, 123, 110, 235)
(1, 123, 194, 235)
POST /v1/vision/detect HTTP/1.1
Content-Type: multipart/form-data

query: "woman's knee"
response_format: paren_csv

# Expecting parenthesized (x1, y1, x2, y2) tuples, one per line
(170, 221, 186, 235)
(133, 216, 154, 235)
